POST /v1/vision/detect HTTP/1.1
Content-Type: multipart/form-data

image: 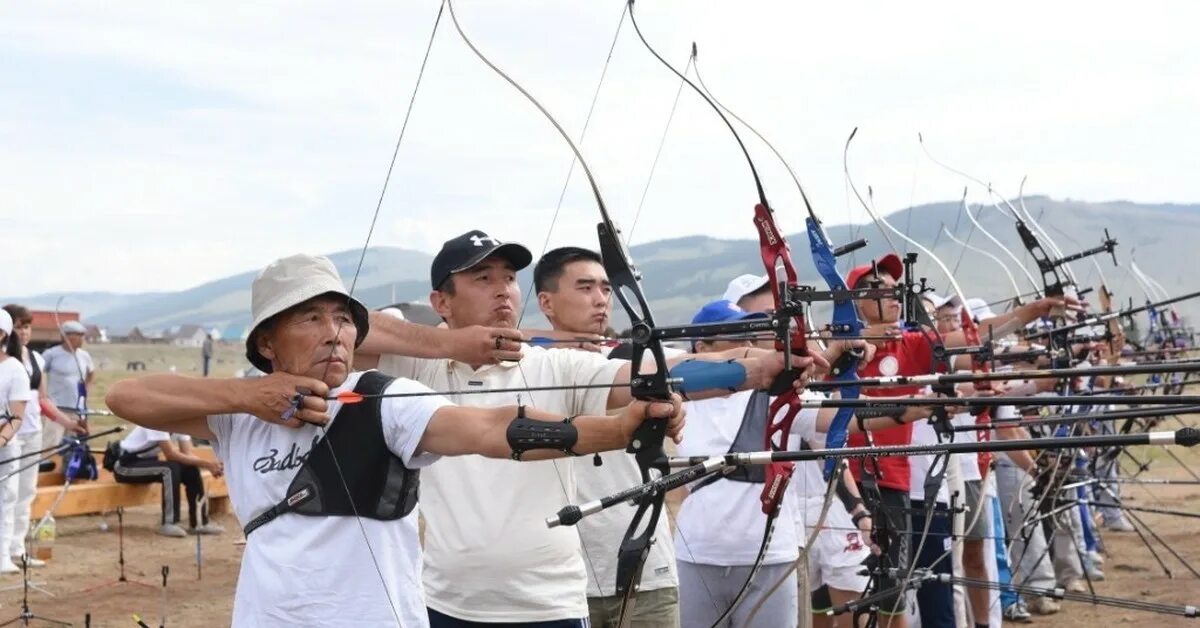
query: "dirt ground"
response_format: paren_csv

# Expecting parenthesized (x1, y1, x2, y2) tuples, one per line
(10, 343, 1196, 626)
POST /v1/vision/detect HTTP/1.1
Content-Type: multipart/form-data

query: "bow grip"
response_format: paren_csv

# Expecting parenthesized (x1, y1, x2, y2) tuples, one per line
(829, 347, 864, 378)
(767, 370, 800, 397)
(625, 413, 666, 468)
(760, 462, 794, 515)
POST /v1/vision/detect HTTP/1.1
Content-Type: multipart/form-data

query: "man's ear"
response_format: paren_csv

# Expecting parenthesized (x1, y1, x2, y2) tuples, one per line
(429, 289, 452, 321)
(537, 291, 554, 320)
(256, 331, 276, 364)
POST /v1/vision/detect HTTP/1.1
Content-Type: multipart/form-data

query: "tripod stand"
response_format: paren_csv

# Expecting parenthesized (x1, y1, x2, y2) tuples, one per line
(0, 533, 56, 598)
(0, 557, 70, 626)
(78, 508, 155, 594)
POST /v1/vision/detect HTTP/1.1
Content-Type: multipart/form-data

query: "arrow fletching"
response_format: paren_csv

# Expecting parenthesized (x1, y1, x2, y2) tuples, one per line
(333, 391, 365, 404)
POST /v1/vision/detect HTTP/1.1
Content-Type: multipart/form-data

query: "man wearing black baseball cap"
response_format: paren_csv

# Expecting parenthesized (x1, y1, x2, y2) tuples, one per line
(369, 230, 826, 627)
(430, 230, 534, 295)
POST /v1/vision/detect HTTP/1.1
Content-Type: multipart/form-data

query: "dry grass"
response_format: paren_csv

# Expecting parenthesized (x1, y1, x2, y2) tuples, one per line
(79, 342, 249, 439)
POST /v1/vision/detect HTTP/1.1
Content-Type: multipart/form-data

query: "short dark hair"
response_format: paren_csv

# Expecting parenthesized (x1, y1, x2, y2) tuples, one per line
(436, 275, 457, 296)
(534, 247, 603, 294)
(2, 304, 31, 326)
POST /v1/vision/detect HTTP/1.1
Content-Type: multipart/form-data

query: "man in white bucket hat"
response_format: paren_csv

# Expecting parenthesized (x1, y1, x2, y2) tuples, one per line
(107, 253, 687, 628)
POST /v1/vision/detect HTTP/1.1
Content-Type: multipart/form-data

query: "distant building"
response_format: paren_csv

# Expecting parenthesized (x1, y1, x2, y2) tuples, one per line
(164, 324, 209, 348)
(84, 324, 107, 343)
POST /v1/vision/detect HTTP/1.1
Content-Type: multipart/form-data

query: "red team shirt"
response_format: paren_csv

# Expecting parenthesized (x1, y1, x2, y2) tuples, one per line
(846, 331, 936, 491)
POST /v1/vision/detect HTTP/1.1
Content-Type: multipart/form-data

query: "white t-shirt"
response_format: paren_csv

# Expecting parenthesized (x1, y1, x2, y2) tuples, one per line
(19, 351, 44, 435)
(377, 346, 623, 622)
(951, 412, 983, 482)
(0, 356, 33, 423)
(207, 371, 447, 628)
(673, 390, 802, 566)
(41, 345, 93, 409)
(119, 426, 190, 458)
(574, 346, 680, 598)
(787, 392, 861, 542)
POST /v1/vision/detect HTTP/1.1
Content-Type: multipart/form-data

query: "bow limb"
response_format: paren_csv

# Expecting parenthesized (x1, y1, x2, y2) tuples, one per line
(689, 48, 860, 625)
(303, 3, 447, 625)
(51, 296, 88, 416)
(962, 202, 1043, 298)
(941, 223, 1023, 311)
(849, 135, 1010, 612)
(1042, 223, 1128, 360)
(443, 3, 674, 623)
(625, 11, 808, 620)
(919, 135, 1077, 305)
(1016, 177, 1080, 285)
(689, 50, 861, 480)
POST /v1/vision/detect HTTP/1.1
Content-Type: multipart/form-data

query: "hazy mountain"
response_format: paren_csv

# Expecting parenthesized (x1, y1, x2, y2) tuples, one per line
(7, 197, 1198, 335)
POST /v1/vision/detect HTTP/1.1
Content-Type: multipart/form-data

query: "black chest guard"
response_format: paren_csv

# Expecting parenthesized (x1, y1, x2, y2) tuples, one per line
(242, 370, 419, 536)
(691, 390, 775, 493)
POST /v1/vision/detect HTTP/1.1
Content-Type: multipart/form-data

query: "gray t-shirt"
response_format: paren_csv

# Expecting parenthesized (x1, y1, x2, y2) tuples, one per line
(41, 344, 93, 409)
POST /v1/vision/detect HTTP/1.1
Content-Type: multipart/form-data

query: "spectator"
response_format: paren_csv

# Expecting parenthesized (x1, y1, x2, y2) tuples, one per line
(0, 310, 32, 574)
(201, 332, 214, 377)
(1, 305, 85, 569)
(41, 320, 94, 449)
(112, 426, 225, 537)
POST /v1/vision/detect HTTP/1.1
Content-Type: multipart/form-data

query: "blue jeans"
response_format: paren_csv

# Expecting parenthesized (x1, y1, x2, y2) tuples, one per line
(910, 501, 954, 628)
(991, 494, 1018, 610)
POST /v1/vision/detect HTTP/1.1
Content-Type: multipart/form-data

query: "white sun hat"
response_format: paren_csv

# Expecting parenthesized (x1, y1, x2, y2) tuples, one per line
(245, 254, 369, 373)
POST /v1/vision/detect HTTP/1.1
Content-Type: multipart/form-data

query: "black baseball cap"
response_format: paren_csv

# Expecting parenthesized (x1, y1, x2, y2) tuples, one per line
(430, 230, 533, 290)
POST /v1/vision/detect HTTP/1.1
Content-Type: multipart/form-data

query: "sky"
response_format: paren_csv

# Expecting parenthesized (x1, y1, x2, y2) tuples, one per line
(3, 1, 1198, 296)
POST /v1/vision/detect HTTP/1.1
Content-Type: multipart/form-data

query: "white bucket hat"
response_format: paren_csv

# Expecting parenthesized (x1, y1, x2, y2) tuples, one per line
(245, 254, 369, 373)
(0, 309, 11, 337)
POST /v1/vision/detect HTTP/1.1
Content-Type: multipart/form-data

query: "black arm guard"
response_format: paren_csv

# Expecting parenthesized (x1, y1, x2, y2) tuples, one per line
(506, 406, 581, 460)
(835, 472, 864, 514)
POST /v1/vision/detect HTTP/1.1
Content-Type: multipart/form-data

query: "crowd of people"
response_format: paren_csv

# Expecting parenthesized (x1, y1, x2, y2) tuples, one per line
(3, 227, 1182, 627)
(0, 303, 224, 572)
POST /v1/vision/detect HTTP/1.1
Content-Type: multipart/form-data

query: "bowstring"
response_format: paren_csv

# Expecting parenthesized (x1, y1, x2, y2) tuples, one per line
(514, 2, 628, 330)
(626, 49, 695, 244)
(307, 3, 447, 625)
(442, 0, 635, 605)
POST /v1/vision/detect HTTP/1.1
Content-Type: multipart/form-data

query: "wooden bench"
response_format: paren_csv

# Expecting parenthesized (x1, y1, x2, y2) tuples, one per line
(33, 447, 230, 519)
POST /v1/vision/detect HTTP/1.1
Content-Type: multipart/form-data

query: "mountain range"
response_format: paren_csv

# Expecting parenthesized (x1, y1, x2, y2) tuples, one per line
(6, 196, 1197, 336)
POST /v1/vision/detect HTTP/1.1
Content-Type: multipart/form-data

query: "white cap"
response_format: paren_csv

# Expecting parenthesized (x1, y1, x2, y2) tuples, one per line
(964, 297, 996, 321)
(927, 294, 962, 310)
(61, 320, 87, 335)
(245, 254, 369, 373)
(0, 310, 11, 337)
(722, 274, 770, 304)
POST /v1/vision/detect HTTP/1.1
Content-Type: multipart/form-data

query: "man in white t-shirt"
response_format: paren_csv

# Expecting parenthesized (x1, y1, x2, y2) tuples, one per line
(106, 254, 686, 628)
(532, 246, 680, 627)
(361, 231, 819, 627)
(41, 320, 94, 449)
